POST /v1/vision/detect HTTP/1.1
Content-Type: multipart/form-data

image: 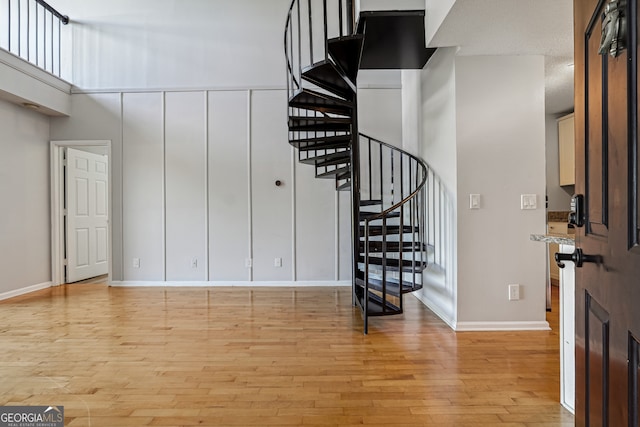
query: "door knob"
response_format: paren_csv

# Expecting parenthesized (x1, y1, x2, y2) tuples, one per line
(555, 248, 601, 268)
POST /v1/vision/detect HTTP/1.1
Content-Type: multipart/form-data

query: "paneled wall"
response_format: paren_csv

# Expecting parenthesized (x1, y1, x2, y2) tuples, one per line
(51, 88, 401, 283)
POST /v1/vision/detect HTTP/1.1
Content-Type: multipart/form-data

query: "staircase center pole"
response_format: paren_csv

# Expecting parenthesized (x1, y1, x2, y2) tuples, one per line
(350, 95, 361, 308)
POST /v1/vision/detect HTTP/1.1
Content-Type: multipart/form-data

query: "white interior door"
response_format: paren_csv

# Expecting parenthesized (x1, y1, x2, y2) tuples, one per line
(65, 147, 109, 282)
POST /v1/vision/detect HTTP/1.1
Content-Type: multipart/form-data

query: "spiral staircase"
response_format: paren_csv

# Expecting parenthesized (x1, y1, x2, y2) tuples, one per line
(285, 1, 432, 333)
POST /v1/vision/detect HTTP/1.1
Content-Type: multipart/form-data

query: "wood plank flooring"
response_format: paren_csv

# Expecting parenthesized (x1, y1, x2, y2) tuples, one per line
(0, 284, 573, 426)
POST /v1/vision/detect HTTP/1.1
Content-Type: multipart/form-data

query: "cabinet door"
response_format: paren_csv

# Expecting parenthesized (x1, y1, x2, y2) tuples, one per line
(558, 113, 575, 186)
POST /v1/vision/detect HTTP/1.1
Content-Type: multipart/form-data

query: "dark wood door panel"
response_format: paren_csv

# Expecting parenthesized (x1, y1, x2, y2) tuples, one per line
(575, 0, 640, 425)
(585, 291, 610, 426)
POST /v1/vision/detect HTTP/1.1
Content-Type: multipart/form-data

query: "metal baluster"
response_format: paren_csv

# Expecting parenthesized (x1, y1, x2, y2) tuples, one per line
(390, 150, 394, 205)
(49, 10, 53, 73)
(398, 154, 404, 291)
(27, 0, 30, 63)
(323, 0, 327, 61)
(338, 0, 343, 37)
(307, 0, 313, 64)
(367, 138, 372, 200)
(8, 0, 11, 53)
(378, 143, 383, 206)
(43, 6, 46, 71)
(382, 215, 387, 312)
(35, 2, 38, 68)
(57, 16, 60, 75)
(420, 169, 426, 271)
(409, 160, 416, 290)
(297, 0, 301, 88)
(285, 12, 292, 122)
(17, 0, 20, 57)
(364, 220, 369, 334)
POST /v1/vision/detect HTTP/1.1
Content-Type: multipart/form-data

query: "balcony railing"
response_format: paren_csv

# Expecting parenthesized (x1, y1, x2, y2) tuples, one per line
(1, 0, 69, 78)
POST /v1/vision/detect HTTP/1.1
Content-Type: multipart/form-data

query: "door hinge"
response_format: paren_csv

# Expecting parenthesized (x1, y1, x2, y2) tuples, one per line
(63, 259, 68, 266)
(63, 209, 67, 216)
(63, 158, 67, 167)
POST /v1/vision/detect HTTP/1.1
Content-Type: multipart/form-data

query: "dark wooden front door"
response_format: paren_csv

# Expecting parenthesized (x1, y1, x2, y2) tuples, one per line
(574, 0, 640, 424)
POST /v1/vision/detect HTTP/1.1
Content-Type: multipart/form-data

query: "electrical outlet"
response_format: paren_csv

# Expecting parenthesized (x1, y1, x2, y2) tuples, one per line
(245, 258, 252, 268)
(508, 284, 520, 301)
(274, 257, 282, 267)
(191, 258, 198, 268)
(132, 258, 140, 268)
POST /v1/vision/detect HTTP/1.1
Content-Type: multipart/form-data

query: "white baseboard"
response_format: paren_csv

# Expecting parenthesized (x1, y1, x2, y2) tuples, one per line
(0, 281, 52, 301)
(454, 320, 551, 332)
(412, 291, 457, 330)
(109, 280, 351, 288)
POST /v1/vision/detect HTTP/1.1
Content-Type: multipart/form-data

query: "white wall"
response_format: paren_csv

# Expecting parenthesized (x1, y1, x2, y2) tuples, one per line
(545, 113, 573, 211)
(409, 47, 458, 326)
(49, 93, 124, 279)
(43, 0, 405, 285)
(455, 55, 547, 327)
(403, 51, 548, 329)
(0, 99, 51, 297)
(0, 50, 71, 116)
(358, 87, 403, 145)
(50, 87, 401, 284)
(52, 0, 290, 90)
(425, 0, 456, 46)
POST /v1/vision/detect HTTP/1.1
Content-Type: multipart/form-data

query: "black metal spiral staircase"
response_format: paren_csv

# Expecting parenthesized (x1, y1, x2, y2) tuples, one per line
(285, 0, 431, 333)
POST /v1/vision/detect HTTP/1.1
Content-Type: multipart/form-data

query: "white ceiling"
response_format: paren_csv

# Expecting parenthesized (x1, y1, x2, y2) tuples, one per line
(428, 0, 574, 115)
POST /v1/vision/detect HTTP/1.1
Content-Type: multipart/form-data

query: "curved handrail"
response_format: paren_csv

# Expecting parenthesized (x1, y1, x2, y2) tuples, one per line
(284, 0, 300, 90)
(36, 0, 69, 24)
(359, 133, 428, 222)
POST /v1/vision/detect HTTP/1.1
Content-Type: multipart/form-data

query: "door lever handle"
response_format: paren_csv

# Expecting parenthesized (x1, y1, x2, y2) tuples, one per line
(555, 248, 601, 268)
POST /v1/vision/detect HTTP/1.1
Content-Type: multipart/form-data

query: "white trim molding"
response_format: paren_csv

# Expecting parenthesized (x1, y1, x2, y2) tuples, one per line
(109, 280, 351, 288)
(50, 140, 113, 286)
(412, 292, 456, 330)
(0, 282, 52, 301)
(454, 321, 551, 332)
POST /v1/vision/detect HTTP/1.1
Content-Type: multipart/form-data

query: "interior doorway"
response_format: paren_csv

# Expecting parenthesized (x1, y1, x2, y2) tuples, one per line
(50, 140, 112, 286)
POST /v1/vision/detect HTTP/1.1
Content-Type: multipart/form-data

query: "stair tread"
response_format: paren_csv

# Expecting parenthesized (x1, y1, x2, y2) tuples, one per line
(316, 165, 350, 179)
(301, 151, 351, 168)
(289, 89, 353, 116)
(336, 180, 351, 191)
(360, 199, 382, 206)
(302, 60, 355, 100)
(328, 35, 364, 85)
(289, 115, 352, 132)
(359, 211, 401, 221)
(358, 256, 427, 271)
(356, 276, 422, 296)
(291, 138, 351, 152)
(359, 224, 419, 236)
(359, 241, 426, 252)
(336, 170, 351, 180)
(354, 289, 401, 316)
(290, 133, 351, 145)
(365, 292, 402, 316)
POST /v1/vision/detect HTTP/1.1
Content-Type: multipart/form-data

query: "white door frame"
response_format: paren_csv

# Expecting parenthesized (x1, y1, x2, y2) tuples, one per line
(50, 140, 112, 286)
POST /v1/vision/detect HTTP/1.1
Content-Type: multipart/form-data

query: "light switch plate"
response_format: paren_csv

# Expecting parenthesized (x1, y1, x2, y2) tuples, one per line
(469, 194, 481, 209)
(521, 194, 537, 210)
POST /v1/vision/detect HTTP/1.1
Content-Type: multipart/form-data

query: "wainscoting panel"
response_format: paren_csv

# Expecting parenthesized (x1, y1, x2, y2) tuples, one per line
(208, 91, 251, 281)
(122, 92, 164, 280)
(165, 91, 207, 281)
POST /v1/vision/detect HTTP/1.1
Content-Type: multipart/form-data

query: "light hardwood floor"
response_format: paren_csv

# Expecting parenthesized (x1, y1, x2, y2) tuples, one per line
(0, 283, 573, 426)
